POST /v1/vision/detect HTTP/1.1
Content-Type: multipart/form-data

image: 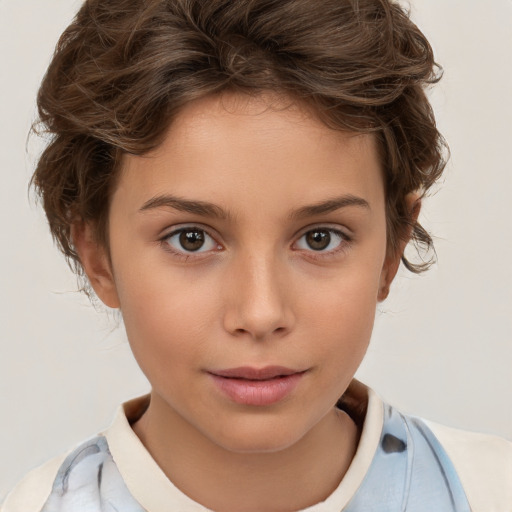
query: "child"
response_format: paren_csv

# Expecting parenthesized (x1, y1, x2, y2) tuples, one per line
(2, 0, 511, 510)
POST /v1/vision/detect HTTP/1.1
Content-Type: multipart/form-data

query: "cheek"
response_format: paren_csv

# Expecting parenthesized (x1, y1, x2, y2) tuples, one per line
(311, 285, 377, 352)
(287, 274, 378, 417)
(301, 256, 383, 364)
(113, 261, 219, 374)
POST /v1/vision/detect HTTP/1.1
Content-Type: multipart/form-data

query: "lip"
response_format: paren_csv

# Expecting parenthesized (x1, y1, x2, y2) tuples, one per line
(208, 366, 307, 406)
(211, 366, 303, 380)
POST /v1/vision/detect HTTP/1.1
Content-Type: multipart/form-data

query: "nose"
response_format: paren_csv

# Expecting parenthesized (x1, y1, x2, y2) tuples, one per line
(222, 252, 295, 341)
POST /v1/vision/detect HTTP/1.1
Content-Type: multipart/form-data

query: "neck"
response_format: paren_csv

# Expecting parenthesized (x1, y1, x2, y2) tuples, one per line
(132, 391, 360, 512)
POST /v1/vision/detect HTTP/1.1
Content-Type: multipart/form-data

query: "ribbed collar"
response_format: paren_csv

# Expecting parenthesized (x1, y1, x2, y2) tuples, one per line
(102, 380, 384, 512)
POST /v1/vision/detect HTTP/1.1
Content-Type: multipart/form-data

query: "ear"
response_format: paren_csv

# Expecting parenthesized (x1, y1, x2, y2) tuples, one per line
(71, 222, 120, 308)
(378, 193, 422, 302)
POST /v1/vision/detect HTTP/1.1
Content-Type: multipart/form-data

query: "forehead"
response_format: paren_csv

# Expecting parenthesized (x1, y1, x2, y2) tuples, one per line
(114, 92, 384, 218)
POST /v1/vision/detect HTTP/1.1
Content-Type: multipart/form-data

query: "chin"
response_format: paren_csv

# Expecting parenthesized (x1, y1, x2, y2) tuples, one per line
(204, 414, 311, 455)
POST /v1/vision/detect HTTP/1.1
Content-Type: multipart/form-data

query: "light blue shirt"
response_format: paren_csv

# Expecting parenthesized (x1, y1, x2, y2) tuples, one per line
(40, 403, 470, 512)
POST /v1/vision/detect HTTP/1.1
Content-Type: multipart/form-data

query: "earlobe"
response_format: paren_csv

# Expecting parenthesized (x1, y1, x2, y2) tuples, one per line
(71, 222, 120, 309)
(377, 261, 396, 302)
(378, 193, 422, 302)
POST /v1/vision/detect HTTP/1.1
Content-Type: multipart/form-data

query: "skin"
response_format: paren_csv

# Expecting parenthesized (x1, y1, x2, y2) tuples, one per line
(74, 92, 417, 512)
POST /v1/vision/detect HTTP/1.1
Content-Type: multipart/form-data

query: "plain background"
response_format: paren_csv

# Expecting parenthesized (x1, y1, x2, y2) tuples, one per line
(1, 0, 511, 500)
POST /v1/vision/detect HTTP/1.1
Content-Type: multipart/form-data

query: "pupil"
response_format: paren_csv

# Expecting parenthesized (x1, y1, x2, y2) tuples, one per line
(180, 230, 205, 251)
(306, 230, 330, 250)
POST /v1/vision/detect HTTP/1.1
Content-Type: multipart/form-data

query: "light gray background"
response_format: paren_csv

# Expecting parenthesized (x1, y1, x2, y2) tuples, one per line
(1, 0, 511, 500)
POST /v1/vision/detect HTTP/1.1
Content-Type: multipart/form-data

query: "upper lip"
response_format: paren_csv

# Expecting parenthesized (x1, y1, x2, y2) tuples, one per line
(209, 366, 305, 380)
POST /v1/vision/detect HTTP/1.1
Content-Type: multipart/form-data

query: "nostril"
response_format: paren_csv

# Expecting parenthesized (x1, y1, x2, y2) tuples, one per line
(231, 325, 287, 339)
(222, 285, 294, 339)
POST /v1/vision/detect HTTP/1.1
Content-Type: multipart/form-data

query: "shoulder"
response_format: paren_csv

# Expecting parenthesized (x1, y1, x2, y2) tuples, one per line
(2, 435, 145, 512)
(2, 397, 151, 512)
(1, 453, 68, 512)
(358, 383, 512, 511)
(425, 419, 512, 511)
(1, 436, 111, 512)
(1, 436, 110, 512)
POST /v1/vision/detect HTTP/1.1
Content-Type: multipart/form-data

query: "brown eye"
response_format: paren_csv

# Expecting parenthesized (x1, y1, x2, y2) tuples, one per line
(164, 227, 218, 254)
(179, 229, 205, 251)
(295, 228, 347, 254)
(305, 229, 331, 251)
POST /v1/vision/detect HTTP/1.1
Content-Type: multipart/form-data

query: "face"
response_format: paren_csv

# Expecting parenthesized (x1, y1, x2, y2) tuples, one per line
(84, 92, 398, 454)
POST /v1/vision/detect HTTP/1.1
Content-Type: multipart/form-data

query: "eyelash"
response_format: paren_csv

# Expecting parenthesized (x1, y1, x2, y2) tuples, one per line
(160, 226, 222, 261)
(293, 227, 352, 260)
(159, 225, 352, 261)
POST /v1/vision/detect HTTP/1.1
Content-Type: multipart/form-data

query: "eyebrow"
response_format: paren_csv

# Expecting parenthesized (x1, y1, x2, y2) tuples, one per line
(139, 194, 231, 219)
(289, 195, 370, 220)
(139, 193, 370, 220)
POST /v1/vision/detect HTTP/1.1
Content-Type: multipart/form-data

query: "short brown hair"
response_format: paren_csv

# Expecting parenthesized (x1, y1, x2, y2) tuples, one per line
(32, 0, 447, 283)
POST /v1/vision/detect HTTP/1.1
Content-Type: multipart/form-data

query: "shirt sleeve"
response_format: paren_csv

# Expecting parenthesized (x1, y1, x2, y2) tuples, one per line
(425, 420, 512, 512)
(1, 454, 67, 512)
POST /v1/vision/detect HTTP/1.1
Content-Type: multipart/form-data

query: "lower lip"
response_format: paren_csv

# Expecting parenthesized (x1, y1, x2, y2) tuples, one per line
(209, 372, 305, 406)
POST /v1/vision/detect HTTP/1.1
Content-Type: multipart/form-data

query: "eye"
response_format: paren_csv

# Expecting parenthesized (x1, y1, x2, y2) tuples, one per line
(295, 228, 347, 253)
(164, 227, 219, 254)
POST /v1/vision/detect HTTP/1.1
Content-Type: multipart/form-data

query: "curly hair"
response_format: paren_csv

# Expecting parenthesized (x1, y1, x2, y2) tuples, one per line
(31, 0, 447, 283)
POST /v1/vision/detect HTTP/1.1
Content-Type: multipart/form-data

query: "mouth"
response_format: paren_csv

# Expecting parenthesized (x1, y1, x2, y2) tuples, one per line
(209, 366, 305, 381)
(207, 366, 308, 406)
